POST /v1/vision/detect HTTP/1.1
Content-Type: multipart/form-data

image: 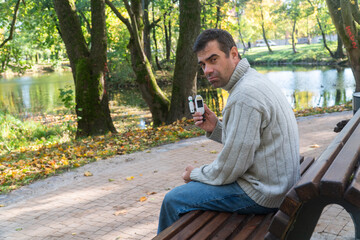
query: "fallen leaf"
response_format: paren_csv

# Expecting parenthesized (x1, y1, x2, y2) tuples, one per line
(114, 210, 127, 216)
(126, 176, 134, 181)
(0, 204, 4, 207)
(310, 144, 320, 148)
(147, 191, 157, 195)
(108, 179, 115, 182)
(84, 171, 93, 177)
(210, 150, 218, 154)
(139, 196, 147, 202)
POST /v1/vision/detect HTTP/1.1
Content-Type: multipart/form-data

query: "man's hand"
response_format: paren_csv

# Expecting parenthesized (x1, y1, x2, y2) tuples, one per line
(182, 165, 195, 183)
(193, 104, 218, 133)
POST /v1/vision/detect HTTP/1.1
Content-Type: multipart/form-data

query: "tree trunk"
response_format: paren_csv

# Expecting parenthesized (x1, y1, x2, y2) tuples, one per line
(326, 0, 360, 92)
(307, 0, 336, 58)
(143, 0, 152, 63)
(152, 0, 162, 70)
(0, 0, 21, 49)
(54, 0, 116, 138)
(115, 0, 170, 125)
(291, 20, 297, 53)
(164, 13, 171, 61)
(335, 33, 346, 59)
(167, 0, 201, 123)
(260, 8, 272, 53)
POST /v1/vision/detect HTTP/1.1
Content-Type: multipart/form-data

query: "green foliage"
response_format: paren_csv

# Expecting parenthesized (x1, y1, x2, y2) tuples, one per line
(0, 111, 72, 154)
(59, 85, 75, 111)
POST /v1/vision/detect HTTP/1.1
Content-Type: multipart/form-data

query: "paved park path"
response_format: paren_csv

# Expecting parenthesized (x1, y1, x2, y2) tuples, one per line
(0, 111, 356, 240)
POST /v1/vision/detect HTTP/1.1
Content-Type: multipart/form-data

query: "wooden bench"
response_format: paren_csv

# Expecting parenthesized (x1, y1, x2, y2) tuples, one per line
(154, 109, 360, 240)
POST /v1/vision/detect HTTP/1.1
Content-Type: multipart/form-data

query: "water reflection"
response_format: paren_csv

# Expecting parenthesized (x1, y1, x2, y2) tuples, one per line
(199, 66, 355, 115)
(0, 66, 356, 119)
(0, 72, 73, 118)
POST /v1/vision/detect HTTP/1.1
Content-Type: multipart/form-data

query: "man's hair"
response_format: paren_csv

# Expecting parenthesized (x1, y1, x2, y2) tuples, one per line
(193, 29, 237, 57)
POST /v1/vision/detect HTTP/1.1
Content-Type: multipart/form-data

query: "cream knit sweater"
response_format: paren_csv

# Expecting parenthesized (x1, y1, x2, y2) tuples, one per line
(190, 58, 300, 208)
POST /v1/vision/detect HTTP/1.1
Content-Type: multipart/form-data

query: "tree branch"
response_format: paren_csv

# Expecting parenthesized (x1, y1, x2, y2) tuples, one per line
(0, 0, 21, 48)
(105, 0, 133, 35)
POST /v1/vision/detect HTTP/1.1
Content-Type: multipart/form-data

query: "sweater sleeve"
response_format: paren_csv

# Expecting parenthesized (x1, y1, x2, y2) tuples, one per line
(206, 120, 223, 143)
(190, 103, 262, 185)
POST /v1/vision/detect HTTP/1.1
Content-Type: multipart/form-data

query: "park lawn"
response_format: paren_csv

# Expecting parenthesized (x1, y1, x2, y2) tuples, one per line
(244, 42, 340, 65)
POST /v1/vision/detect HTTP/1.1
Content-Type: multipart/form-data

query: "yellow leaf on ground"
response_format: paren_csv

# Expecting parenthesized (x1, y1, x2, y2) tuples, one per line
(139, 196, 147, 202)
(84, 171, 93, 177)
(114, 210, 127, 216)
(146, 192, 157, 195)
(0, 204, 4, 207)
(126, 176, 134, 181)
(210, 150, 218, 154)
(310, 144, 320, 148)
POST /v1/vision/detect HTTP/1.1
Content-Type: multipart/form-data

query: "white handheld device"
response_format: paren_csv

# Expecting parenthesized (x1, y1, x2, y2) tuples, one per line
(188, 96, 195, 114)
(194, 95, 205, 115)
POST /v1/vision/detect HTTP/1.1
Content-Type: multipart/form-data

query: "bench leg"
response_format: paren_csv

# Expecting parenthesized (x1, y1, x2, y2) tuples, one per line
(284, 199, 327, 240)
(341, 201, 360, 240)
(286, 198, 360, 240)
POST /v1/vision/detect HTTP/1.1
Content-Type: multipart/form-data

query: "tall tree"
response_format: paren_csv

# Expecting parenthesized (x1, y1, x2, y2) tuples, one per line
(307, 0, 337, 58)
(247, 0, 275, 53)
(106, 0, 170, 126)
(53, 0, 116, 137)
(326, 0, 360, 91)
(167, 0, 201, 123)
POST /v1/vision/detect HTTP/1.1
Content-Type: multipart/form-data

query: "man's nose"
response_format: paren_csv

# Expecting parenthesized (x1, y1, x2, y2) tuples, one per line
(204, 65, 213, 75)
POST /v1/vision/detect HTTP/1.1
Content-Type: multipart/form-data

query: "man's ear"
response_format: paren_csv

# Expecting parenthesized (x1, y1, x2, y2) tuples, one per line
(230, 46, 239, 59)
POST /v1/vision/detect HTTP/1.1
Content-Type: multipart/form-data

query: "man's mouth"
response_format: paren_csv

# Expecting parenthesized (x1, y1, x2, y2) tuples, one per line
(207, 76, 217, 83)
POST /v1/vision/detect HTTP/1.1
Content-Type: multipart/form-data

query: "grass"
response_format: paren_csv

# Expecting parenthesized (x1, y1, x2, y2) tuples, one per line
(243, 42, 341, 65)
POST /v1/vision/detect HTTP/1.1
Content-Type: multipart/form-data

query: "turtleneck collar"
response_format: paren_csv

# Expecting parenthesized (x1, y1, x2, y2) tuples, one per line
(222, 58, 250, 92)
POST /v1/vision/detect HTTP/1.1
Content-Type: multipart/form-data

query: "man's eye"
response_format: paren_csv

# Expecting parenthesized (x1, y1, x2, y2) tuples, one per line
(210, 58, 217, 63)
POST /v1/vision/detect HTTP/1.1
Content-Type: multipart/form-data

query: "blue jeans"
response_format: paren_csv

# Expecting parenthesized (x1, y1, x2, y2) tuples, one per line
(157, 181, 277, 233)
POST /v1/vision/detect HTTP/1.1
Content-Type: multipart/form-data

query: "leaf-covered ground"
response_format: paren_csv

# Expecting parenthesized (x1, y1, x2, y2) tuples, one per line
(0, 114, 203, 194)
(0, 102, 353, 194)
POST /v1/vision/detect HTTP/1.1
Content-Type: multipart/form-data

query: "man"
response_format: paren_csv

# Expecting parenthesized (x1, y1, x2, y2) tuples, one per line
(157, 29, 300, 233)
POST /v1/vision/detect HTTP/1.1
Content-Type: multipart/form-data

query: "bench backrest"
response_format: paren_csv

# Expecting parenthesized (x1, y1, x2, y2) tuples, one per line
(266, 110, 360, 240)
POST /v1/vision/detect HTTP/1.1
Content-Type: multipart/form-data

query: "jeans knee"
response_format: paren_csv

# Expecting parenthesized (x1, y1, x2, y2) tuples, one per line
(163, 189, 176, 206)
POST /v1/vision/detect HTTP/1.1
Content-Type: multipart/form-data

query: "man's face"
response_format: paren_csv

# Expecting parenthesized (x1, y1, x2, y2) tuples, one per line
(197, 40, 240, 88)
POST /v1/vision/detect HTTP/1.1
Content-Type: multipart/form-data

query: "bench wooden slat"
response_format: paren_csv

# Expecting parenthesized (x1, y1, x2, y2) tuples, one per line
(275, 157, 314, 219)
(345, 164, 360, 208)
(153, 210, 203, 240)
(171, 211, 217, 239)
(190, 212, 232, 240)
(266, 211, 290, 239)
(210, 214, 250, 240)
(295, 111, 360, 201)
(266, 157, 316, 239)
(231, 213, 274, 240)
(320, 123, 360, 198)
(300, 157, 315, 175)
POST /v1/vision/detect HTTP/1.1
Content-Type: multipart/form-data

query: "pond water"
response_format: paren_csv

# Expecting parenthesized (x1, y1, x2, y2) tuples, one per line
(0, 66, 356, 119)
